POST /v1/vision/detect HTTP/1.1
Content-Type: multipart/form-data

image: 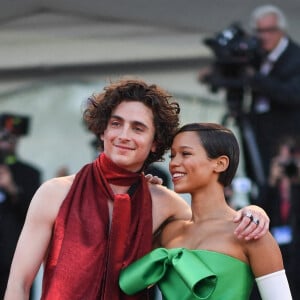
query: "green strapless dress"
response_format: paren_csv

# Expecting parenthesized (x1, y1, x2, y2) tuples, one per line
(119, 248, 254, 300)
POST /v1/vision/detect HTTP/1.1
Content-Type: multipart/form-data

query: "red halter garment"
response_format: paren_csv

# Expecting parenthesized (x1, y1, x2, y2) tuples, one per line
(41, 153, 152, 299)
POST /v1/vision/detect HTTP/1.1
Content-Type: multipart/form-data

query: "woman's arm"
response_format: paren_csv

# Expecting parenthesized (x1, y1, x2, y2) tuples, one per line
(256, 270, 292, 300)
(246, 231, 292, 299)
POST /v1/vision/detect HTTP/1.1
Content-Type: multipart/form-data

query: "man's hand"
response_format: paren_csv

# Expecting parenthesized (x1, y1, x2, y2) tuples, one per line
(233, 205, 270, 240)
(145, 174, 163, 185)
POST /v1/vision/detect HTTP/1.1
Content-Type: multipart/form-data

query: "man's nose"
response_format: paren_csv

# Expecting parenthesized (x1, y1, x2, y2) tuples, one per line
(119, 125, 131, 140)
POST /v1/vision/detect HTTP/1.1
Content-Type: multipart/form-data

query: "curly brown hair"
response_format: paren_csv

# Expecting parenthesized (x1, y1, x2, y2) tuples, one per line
(83, 78, 180, 168)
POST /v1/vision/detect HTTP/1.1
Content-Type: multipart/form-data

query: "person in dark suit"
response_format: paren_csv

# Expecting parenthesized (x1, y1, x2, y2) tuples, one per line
(0, 114, 41, 299)
(245, 5, 300, 299)
(197, 5, 300, 200)
(245, 4, 300, 186)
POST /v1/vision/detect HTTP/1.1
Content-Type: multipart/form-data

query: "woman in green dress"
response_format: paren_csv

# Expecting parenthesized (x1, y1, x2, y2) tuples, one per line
(120, 123, 292, 299)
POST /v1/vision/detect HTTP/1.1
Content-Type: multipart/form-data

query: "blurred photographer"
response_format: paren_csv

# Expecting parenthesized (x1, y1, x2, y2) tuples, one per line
(262, 136, 300, 298)
(0, 113, 41, 299)
(265, 138, 296, 254)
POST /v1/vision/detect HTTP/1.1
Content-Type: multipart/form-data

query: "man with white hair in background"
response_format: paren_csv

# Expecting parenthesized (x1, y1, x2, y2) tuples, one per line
(245, 4, 300, 299)
(245, 4, 300, 184)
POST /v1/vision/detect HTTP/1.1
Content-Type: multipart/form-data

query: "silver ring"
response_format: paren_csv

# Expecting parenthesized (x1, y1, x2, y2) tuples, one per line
(245, 211, 254, 222)
(252, 217, 260, 225)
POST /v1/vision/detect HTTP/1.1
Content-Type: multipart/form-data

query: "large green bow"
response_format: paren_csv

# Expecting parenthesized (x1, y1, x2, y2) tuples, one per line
(119, 248, 217, 299)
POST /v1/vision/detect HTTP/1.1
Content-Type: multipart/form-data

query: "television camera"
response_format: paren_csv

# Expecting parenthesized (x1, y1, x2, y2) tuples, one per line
(0, 113, 30, 165)
(201, 23, 266, 190)
(202, 23, 263, 116)
(0, 113, 30, 137)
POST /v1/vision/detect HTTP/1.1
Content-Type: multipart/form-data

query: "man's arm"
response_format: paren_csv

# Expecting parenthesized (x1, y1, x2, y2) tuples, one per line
(251, 70, 300, 105)
(149, 184, 191, 234)
(4, 177, 70, 300)
(149, 179, 269, 241)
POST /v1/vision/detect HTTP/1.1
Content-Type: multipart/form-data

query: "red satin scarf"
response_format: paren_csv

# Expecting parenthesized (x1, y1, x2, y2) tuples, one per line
(41, 153, 152, 300)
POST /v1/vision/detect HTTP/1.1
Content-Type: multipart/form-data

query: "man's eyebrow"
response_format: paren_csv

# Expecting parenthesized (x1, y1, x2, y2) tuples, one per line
(110, 114, 123, 120)
(132, 120, 149, 129)
(110, 115, 149, 129)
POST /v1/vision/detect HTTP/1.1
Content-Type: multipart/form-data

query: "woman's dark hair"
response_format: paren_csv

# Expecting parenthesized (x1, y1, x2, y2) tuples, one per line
(83, 78, 180, 168)
(175, 123, 240, 186)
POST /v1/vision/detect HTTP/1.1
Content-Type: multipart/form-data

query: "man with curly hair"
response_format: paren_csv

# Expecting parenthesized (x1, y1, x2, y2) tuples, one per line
(4, 78, 269, 300)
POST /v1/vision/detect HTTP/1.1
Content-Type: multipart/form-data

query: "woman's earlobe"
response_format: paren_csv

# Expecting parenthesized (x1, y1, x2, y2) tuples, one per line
(215, 156, 229, 172)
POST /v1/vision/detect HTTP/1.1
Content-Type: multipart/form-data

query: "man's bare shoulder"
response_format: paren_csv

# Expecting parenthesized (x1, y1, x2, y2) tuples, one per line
(38, 174, 75, 198)
(29, 174, 76, 221)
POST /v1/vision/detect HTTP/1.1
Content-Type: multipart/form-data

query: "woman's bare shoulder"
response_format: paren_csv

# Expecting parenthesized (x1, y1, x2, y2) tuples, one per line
(159, 219, 187, 247)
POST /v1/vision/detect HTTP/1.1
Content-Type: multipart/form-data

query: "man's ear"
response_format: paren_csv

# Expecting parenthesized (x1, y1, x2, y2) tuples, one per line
(100, 134, 104, 141)
(151, 141, 157, 153)
(214, 155, 229, 173)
